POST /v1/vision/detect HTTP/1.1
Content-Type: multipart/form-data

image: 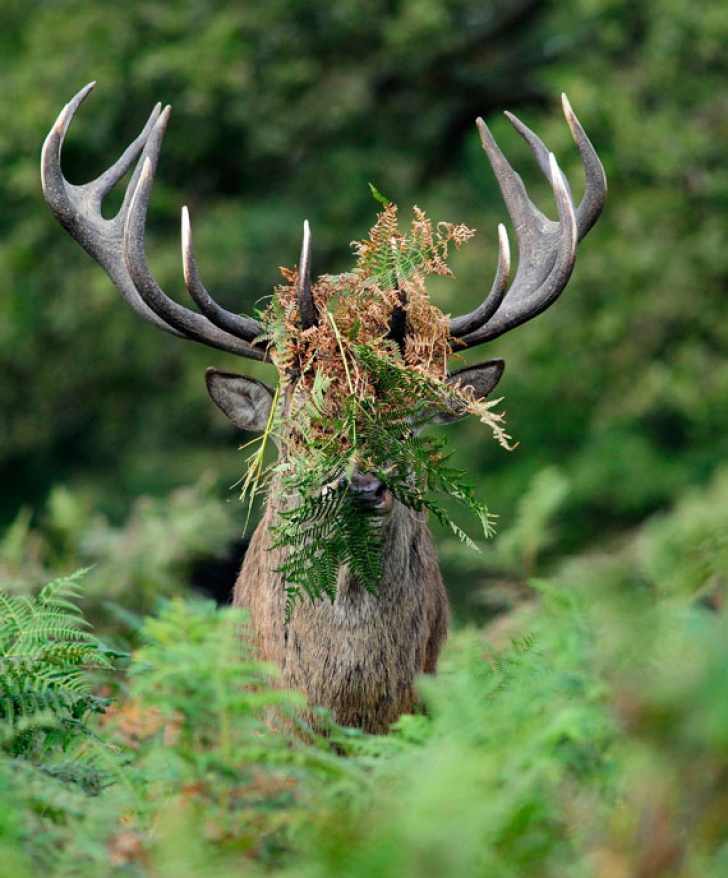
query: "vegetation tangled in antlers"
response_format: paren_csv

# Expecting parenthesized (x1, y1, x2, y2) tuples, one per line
(243, 193, 514, 616)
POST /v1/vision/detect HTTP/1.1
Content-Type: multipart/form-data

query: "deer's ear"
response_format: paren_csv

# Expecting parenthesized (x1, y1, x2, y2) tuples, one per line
(449, 358, 505, 400)
(427, 358, 505, 426)
(205, 368, 276, 432)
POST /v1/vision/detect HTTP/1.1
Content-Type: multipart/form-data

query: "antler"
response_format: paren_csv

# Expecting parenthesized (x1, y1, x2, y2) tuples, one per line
(41, 82, 268, 360)
(42, 85, 603, 362)
(296, 219, 317, 330)
(448, 94, 607, 349)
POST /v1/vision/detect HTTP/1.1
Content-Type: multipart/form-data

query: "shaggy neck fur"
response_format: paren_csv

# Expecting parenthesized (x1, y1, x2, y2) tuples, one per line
(233, 489, 450, 734)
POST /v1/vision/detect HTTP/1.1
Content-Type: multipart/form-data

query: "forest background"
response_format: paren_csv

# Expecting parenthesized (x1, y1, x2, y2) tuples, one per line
(2, 1, 728, 876)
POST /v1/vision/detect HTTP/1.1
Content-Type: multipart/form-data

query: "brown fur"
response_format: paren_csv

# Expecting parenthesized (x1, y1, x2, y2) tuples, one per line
(234, 484, 450, 734)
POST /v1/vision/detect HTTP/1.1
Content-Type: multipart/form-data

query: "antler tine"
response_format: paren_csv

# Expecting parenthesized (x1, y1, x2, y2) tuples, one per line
(124, 158, 266, 359)
(386, 236, 408, 355)
(503, 110, 574, 211)
(467, 152, 577, 344)
(297, 220, 318, 329)
(561, 94, 607, 238)
(505, 95, 606, 241)
(181, 207, 266, 348)
(41, 82, 181, 336)
(448, 223, 510, 338)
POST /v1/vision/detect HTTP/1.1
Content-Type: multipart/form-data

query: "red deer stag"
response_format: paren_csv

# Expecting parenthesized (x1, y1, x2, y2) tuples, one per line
(42, 84, 606, 734)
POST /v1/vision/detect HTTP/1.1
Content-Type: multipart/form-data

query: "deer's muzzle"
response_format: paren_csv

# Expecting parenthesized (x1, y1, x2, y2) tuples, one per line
(329, 471, 393, 515)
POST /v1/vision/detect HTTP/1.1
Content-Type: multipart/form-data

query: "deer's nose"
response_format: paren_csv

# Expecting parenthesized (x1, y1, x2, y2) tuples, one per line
(340, 471, 392, 513)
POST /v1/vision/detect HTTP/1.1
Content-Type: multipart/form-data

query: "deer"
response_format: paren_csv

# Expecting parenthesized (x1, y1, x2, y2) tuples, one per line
(42, 83, 606, 734)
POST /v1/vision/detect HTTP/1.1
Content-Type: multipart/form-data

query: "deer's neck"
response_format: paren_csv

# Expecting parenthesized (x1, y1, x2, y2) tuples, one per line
(239, 493, 438, 611)
(234, 491, 450, 734)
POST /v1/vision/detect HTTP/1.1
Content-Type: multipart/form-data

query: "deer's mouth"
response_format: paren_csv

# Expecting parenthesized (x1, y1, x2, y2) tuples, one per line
(324, 473, 394, 516)
(359, 480, 393, 514)
(345, 478, 393, 516)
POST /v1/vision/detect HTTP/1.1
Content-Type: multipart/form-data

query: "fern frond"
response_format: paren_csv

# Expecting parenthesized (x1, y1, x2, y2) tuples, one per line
(0, 572, 119, 762)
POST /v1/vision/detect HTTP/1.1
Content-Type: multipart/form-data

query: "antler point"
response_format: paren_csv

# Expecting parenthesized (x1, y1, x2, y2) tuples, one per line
(181, 206, 191, 246)
(497, 223, 510, 261)
(561, 94, 577, 127)
(548, 152, 568, 198)
(181, 211, 193, 286)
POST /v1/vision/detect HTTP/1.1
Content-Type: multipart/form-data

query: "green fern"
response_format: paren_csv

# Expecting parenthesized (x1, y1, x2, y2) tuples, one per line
(275, 484, 388, 616)
(0, 570, 119, 763)
(271, 341, 498, 617)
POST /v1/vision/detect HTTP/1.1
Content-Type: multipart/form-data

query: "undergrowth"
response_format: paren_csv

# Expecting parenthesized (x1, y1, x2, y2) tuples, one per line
(1, 467, 728, 875)
(0, 570, 118, 776)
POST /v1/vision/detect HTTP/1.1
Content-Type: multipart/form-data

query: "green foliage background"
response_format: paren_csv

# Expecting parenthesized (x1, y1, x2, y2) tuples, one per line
(1, 1, 728, 873)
